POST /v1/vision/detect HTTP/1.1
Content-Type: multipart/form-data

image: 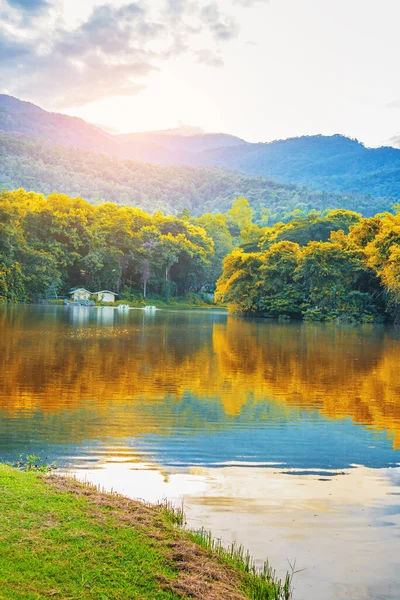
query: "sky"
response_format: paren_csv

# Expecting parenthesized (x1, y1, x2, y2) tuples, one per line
(1, 0, 400, 146)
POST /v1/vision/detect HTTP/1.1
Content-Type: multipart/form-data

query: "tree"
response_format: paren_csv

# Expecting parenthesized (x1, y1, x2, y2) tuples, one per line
(226, 197, 254, 237)
(362, 213, 400, 320)
(193, 213, 233, 286)
(260, 209, 362, 249)
(258, 241, 302, 317)
(0, 189, 216, 303)
(140, 258, 150, 298)
(216, 249, 263, 314)
(294, 241, 377, 321)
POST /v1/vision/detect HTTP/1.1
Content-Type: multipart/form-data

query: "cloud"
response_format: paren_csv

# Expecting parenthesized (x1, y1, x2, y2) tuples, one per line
(166, 0, 187, 16)
(0, 31, 30, 60)
(195, 48, 224, 67)
(388, 134, 400, 148)
(6, 0, 49, 12)
(0, 0, 262, 108)
(55, 3, 162, 59)
(0, 1, 167, 105)
(201, 3, 239, 40)
(234, 0, 269, 5)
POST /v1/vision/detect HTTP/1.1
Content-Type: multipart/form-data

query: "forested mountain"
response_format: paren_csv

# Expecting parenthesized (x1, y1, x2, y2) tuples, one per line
(194, 134, 400, 199)
(0, 95, 245, 164)
(116, 130, 246, 163)
(2, 94, 400, 212)
(0, 94, 114, 153)
(0, 133, 391, 224)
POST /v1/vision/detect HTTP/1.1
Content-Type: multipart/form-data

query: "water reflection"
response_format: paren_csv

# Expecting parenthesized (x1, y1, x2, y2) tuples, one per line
(1, 305, 400, 451)
(1, 305, 400, 600)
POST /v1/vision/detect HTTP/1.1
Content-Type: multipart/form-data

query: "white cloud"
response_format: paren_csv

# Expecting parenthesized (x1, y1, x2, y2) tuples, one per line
(0, 0, 255, 107)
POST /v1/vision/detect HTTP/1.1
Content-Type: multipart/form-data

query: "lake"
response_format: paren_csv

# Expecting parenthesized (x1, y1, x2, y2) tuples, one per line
(1, 305, 400, 600)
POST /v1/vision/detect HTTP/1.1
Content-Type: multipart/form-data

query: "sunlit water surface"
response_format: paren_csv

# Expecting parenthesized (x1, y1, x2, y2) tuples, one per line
(1, 305, 400, 600)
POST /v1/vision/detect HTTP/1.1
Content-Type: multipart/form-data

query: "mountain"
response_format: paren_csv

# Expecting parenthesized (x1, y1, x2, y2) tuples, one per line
(0, 95, 246, 164)
(116, 130, 246, 162)
(2, 132, 386, 223)
(1, 94, 400, 210)
(193, 134, 400, 199)
(0, 94, 115, 152)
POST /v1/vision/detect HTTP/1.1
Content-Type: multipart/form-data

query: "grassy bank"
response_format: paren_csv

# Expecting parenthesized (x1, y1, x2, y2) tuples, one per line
(114, 292, 224, 310)
(0, 465, 290, 600)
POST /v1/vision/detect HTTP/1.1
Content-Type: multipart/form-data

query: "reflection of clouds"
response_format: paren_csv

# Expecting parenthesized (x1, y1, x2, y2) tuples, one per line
(63, 459, 208, 507)
(66, 459, 400, 600)
(185, 465, 399, 513)
(183, 465, 400, 600)
(385, 466, 400, 487)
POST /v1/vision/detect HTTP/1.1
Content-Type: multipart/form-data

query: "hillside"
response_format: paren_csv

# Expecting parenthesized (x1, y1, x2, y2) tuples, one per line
(0, 95, 245, 164)
(193, 134, 400, 199)
(0, 133, 391, 223)
(2, 95, 400, 203)
(116, 130, 247, 163)
(0, 94, 114, 153)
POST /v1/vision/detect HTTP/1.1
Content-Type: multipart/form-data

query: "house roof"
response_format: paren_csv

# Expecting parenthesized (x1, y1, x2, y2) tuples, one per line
(69, 288, 92, 294)
(95, 290, 118, 295)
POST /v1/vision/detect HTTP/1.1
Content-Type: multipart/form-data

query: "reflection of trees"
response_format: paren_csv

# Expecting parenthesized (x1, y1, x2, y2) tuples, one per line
(213, 320, 400, 447)
(0, 307, 226, 444)
(1, 307, 400, 447)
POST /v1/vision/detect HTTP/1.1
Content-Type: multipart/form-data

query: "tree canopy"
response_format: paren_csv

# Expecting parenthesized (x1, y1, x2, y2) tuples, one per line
(217, 208, 400, 322)
(0, 189, 218, 303)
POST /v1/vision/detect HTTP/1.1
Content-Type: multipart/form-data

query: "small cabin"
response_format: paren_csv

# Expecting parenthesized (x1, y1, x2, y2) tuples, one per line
(69, 288, 92, 302)
(94, 290, 118, 303)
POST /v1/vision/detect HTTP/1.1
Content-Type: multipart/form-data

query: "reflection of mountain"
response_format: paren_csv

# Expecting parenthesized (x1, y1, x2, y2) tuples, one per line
(0, 306, 400, 461)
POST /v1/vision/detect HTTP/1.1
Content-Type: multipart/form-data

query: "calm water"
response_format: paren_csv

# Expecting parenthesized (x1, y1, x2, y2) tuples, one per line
(1, 306, 400, 599)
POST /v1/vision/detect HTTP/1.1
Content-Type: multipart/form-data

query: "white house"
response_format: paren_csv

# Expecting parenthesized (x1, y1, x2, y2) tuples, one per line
(69, 288, 92, 302)
(94, 290, 118, 303)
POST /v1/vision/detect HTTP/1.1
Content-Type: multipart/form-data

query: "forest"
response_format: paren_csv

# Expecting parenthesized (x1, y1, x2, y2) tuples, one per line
(0, 133, 392, 224)
(0, 189, 243, 303)
(195, 134, 400, 200)
(217, 207, 400, 322)
(2, 188, 400, 323)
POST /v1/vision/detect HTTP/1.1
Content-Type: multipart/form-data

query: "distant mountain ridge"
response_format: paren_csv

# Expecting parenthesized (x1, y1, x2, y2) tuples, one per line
(0, 95, 246, 164)
(1, 94, 400, 203)
(192, 134, 400, 199)
(0, 94, 113, 151)
(117, 130, 246, 156)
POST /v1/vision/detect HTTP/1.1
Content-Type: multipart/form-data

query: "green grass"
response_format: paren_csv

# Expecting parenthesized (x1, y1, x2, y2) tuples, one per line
(0, 466, 178, 600)
(0, 465, 290, 600)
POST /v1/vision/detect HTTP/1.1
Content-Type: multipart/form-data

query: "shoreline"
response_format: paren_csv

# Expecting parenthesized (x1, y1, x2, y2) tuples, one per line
(5, 299, 227, 311)
(0, 464, 290, 600)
